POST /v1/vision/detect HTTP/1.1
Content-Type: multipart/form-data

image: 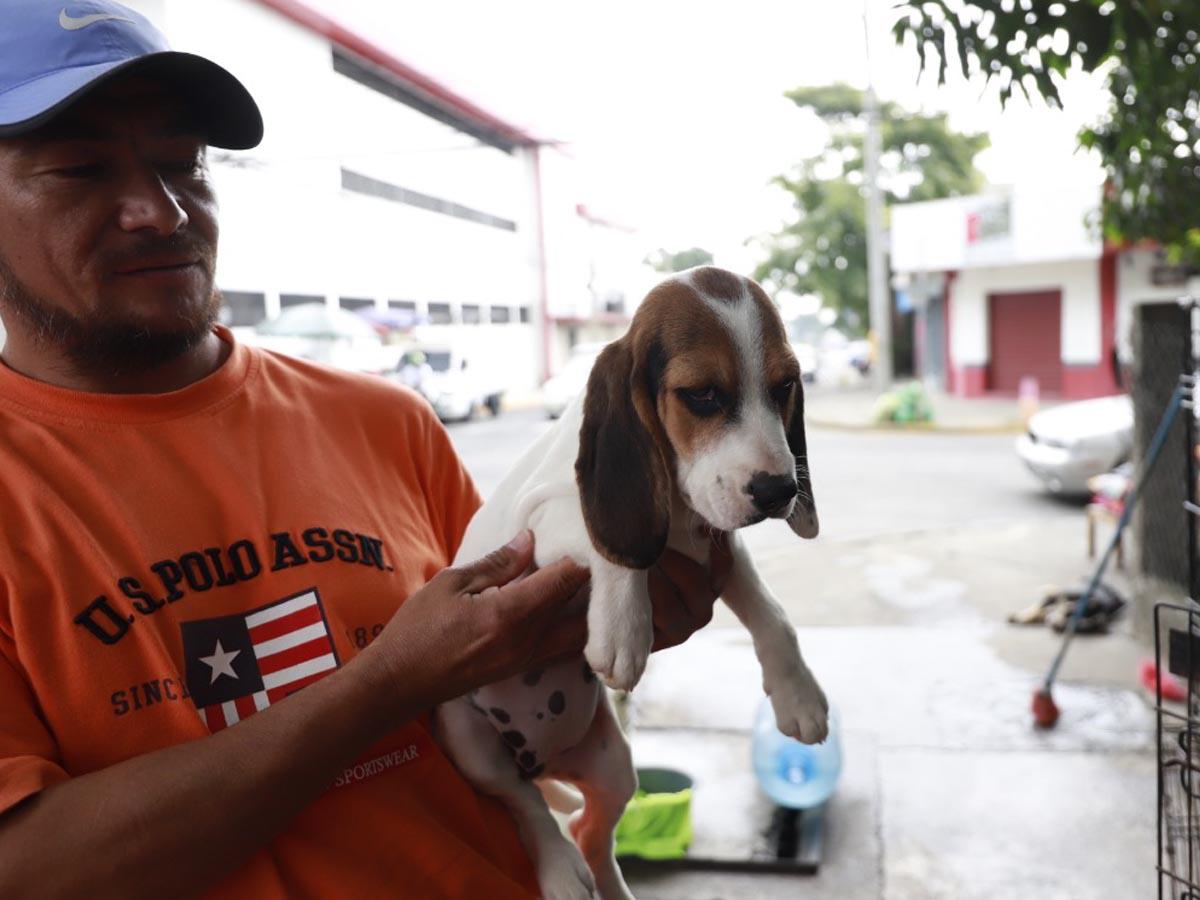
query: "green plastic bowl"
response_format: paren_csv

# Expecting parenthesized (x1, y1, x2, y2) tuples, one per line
(614, 767, 694, 860)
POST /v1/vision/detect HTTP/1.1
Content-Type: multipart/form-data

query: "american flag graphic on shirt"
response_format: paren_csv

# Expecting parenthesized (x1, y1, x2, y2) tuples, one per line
(182, 588, 340, 732)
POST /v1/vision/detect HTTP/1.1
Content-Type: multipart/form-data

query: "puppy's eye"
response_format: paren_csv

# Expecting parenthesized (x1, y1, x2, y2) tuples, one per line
(770, 379, 796, 407)
(677, 386, 724, 417)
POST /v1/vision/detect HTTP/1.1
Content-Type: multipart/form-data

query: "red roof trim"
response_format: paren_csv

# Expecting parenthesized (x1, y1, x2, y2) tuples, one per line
(575, 203, 636, 234)
(250, 0, 540, 147)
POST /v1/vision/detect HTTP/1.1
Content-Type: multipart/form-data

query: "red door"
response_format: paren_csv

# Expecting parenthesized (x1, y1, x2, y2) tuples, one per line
(988, 290, 1062, 393)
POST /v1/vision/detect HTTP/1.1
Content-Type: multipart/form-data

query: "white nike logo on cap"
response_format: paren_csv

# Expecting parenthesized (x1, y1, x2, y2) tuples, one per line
(58, 9, 135, 31)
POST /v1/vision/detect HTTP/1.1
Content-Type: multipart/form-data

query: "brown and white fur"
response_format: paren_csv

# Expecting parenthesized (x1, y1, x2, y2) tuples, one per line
(433, 267, 828, 899)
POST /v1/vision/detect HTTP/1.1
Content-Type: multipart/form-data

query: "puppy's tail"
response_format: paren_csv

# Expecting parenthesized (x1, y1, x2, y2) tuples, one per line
(537, 778, 585, 814)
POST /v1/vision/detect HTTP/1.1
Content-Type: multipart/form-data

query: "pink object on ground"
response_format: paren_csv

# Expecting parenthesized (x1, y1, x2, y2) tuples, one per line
(1140, 658, 1187, 703)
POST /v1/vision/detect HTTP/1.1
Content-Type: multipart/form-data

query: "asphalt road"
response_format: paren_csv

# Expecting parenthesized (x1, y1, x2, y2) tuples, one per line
(445, 407, 1079, 554)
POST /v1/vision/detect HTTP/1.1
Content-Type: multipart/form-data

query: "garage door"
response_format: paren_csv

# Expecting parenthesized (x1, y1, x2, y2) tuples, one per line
(988, 290, 1062, 393)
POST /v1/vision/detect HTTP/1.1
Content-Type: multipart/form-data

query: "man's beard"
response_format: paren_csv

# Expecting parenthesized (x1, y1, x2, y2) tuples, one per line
(0, 249, 221, 379)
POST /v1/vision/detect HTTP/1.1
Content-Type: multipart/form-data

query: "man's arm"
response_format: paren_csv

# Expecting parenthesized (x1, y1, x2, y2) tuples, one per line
(0, 533, 587, 900)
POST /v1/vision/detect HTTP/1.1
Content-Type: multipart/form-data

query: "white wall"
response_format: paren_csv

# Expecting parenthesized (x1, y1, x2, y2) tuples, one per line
(891, 184, 1102, 274)
(952, 259, 1101, 367)
(1115, 248, 1192, 360)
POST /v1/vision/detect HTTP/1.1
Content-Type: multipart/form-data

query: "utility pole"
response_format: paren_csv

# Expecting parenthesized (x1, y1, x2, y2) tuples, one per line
(863, 3, 892, 389)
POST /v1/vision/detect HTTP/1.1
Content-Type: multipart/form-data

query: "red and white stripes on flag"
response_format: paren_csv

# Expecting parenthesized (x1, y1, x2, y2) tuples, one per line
(191, 590, 339, 732)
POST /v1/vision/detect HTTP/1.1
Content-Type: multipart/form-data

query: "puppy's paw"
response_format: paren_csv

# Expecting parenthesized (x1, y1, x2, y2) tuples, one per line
(537, 842, 596, 900)
(768, 669, 830, 744)
(584, 632, 650, 692)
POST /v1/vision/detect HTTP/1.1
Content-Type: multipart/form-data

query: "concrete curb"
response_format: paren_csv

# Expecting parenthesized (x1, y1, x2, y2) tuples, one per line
(807, 417, 1026, 435)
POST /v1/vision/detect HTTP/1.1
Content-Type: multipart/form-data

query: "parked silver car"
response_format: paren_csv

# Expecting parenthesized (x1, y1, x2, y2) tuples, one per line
(1015, 395, 1133, 495)
(542, 343, 606, 418)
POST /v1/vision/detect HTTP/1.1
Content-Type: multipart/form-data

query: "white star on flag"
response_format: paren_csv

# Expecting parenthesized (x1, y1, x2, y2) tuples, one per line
(200, 639, 241, 684)
(183, 589, 340, 733)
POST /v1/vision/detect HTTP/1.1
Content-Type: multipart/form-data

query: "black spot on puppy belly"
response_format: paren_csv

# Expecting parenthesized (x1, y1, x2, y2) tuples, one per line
(548, 690, 566, 715)
(501, 730, 527, 749)
(520, 763, 546, 780)
(518, 750, 537, 770)
(488, 707, 511, 724)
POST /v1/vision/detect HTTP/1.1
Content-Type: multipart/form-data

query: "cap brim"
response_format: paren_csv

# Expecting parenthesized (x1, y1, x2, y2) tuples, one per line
(0, 51, 263, 150)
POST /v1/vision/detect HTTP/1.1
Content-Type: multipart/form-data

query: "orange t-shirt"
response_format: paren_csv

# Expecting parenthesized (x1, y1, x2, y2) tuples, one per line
(0, 327, 538, 898)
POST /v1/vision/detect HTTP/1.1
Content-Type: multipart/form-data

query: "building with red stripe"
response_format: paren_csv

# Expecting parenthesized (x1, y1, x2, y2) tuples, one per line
(890, 185, 1190, 399)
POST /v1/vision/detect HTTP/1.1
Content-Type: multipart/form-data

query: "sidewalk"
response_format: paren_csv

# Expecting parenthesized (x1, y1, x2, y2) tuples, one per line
(506, 384, 1051, 432)
(805, 384, 1056, 434)
(624, 515, 1155, 899)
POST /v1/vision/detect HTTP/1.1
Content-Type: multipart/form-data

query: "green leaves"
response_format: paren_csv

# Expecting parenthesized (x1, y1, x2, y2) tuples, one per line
(645, 247, 715, 273)
(753, 84, 986, 332)
(893, 0, 1200, 265)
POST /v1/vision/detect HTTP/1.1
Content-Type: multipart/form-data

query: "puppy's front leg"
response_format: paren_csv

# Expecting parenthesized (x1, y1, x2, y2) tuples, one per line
(721, 531, 829, 743)
(584, 558, 652, 692)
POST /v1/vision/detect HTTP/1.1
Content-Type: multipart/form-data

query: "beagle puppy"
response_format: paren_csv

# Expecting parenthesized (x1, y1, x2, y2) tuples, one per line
(434, 267, 828, 900)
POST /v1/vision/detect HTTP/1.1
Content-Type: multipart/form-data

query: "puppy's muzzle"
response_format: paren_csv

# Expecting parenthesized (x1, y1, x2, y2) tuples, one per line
(746, 472, 798, 516)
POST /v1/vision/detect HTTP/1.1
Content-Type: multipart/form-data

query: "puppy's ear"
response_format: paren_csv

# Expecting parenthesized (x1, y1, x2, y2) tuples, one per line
(575, 340, 671, 568)
(786, 384, 819, 539)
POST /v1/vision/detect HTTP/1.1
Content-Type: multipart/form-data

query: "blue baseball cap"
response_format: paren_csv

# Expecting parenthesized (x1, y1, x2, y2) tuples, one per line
(0, 1, 263, 149)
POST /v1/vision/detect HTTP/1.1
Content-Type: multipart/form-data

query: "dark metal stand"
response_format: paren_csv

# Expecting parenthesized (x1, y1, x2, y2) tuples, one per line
(1156, 603, 1200, 899)
(1157, 296, 1200, 899)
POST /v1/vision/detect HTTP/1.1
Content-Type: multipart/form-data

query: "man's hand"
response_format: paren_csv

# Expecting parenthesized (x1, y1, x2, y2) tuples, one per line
(363, 530, 589, 720)
(362, 526, 731, 718)
(648, 533, 733, 652)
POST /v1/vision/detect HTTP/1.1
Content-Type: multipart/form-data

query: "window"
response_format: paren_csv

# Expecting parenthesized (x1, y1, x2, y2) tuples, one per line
(462, 304, 482, 325)
(340, 297, 374, 312)
(489, 305, 512, 324)
(602, 291, 626, 315)
(389, 299, 419, 327)
(281, 293, 323, 309)
(220, 291, 267, 327)
(424, 351, 452, 372)
(518, 306, 532, 324)
(428, 302, 453, 325)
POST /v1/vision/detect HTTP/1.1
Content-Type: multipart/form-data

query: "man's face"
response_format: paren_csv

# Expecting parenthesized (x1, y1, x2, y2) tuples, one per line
(0, 77, 220, 375)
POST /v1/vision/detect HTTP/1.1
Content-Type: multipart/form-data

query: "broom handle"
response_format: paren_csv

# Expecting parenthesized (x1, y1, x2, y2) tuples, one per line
(1043, 382, 1187, 691)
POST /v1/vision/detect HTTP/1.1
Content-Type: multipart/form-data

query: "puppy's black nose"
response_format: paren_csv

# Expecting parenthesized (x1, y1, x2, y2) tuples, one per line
(747, 472, 798, 515)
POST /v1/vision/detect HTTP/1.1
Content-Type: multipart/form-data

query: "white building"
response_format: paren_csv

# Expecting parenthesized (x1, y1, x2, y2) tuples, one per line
(891, 185, 1190, 399)
(106, 0, 646, 385)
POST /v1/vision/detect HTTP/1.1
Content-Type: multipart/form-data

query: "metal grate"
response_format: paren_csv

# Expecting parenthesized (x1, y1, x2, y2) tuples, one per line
(1157, 603, 1200, 897)
(1158, 297, 1200, 898)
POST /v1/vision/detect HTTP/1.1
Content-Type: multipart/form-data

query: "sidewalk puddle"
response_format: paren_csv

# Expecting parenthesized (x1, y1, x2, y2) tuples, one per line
(860, 554, 967, 612)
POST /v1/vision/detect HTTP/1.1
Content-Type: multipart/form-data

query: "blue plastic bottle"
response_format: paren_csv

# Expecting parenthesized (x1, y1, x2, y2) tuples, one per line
(751, 696, 842, 809)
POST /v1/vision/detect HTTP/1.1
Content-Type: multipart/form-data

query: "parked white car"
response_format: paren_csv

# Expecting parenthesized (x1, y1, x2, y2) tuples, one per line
(1015, 395, 1134, 495)
(542, 343, 606, 418)
(790, 341, 818, 384)
(393, 346, 504, 423)
(251, 302, 390, 374)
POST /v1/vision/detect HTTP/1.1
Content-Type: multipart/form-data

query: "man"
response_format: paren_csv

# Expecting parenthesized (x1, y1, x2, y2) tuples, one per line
(0, 3, 726, 897)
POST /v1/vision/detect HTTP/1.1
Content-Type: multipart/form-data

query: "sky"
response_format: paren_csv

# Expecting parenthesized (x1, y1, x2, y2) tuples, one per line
(303, 0, 1110, 272)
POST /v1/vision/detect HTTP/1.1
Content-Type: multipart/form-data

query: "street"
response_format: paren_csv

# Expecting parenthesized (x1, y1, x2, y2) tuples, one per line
(446, 405, 1155, 900)
(448, 407, 1079, 544)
